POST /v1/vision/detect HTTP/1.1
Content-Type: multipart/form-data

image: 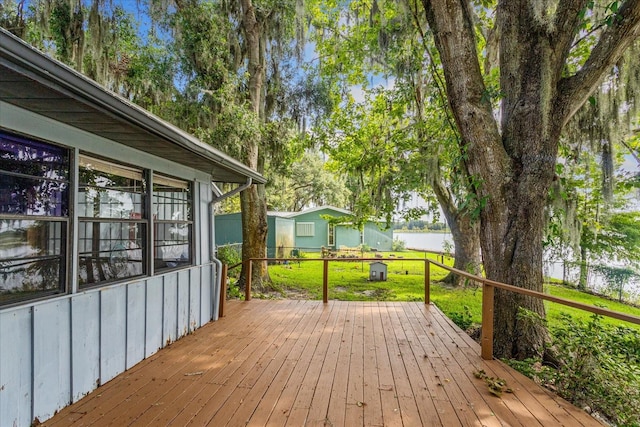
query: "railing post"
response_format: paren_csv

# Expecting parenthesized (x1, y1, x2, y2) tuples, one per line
(219, 264, 228, 317)
(424, 260, 430, 305)
(481, 283, 494, 360)
(323, 259, 329, 304)
(245, 259, 252, 301)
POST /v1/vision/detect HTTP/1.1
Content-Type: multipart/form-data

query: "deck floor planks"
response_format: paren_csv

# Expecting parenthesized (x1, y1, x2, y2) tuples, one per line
(406, 302, 520, 427)
(387, 302, 464, 427)
(286, 299, 348, 426)
(448, 314, 601, 427)
(212, 301, 329, 426)
(147, 299, 304, 426)
(46, 298, 279, 427)
(43, 300, 604, 427)
(403, 302, 507, 426)
(180, 300, 313, 426)
(246, 301, 338, 426)
(369, 302, 403, 427)
(378, 304, 424, 426)
(391, 303, 463, 426)
(362, 303, 384, 427)
(344, 302, 366, 426)
(321, 301, 356, 427)
(130, 299, 302, 426)
(423, 302, 543, 424)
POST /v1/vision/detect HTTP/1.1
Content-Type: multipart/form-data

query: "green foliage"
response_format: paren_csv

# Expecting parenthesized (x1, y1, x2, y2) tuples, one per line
(552, 314, 640, 425)
(267, 150, 351, 211)
(391, 238, 406, 251)
(593, 264, 640, 302)
(217, 244, 242, 267)
(226, 281, 243, 299)
(358, 243, 371, 252)
(449, 305, 473, 331)
(509, 313, 640, 426)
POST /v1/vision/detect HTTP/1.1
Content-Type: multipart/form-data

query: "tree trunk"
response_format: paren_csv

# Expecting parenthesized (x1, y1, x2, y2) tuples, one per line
(432, 177, 482, 286)
(239, 185, 270, 291)
(443, 212, 482, 286)
(422, 0, 640, 360)
(238, 0, 271, 291)
(578, 245, 589, 290)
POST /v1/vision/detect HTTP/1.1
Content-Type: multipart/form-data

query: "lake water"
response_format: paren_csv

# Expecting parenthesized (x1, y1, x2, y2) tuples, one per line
(394, 231, 639, 301)
(394, 231, 451, 252)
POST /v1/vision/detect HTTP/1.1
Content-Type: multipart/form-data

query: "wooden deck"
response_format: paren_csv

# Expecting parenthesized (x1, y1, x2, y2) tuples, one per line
(44, 300, 601, 426)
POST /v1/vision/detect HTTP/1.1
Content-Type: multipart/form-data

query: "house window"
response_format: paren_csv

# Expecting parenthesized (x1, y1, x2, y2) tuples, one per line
(77, 155, 146, 287)
(296, 222, 315, 237)
(0, 131, 69, 305)
(153, 174, 192, 271)
(328, 224, 335, 246)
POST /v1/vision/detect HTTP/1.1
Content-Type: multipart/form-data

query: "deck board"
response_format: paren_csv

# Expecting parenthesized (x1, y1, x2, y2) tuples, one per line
(43, 300, 604, 427)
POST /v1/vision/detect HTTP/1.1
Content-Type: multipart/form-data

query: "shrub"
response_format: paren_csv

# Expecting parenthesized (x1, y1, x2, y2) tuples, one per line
(217, 244, 242, 266)
(392, 238, 406, 251)
(508, 312, 640, 426)
(449, 305, 473, 331)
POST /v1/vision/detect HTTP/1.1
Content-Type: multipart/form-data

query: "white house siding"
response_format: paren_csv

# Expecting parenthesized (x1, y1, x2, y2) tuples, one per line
(0, 263, 218, 425)
(0, 103, 222, 426)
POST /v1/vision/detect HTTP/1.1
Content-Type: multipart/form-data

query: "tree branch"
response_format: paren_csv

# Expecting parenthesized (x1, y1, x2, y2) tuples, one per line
(421, 0, 507, 187)
(556, 0, 640, 127)
(550, 0, 590, 78)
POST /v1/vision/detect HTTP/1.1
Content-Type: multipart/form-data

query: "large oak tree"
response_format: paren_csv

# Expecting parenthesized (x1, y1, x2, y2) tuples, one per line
(421, 0, 640, 359)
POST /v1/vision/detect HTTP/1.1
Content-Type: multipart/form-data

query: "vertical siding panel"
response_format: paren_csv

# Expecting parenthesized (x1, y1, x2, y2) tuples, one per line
(162, 274, 178, 345)
(198, 181, 211, 267)
(211, 263, 220, 321)
(189, 268, 201, 331)
(71, 293, 100, 402)
(126, 282, 146, 369)
(0, 308, 32, 427)
(33, 301, 71, 421)
(200, 265, 212, 323)
(177, 270, 190, 338)
(100, 287, 127, 384)
(145, 277, 163, 358)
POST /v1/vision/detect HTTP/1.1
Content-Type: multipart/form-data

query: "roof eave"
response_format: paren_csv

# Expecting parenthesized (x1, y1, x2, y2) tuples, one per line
(0, 29, 266, 184)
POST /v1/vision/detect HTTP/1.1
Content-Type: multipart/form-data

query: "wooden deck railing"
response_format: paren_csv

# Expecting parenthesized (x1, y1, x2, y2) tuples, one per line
(225, 256, 640, 360)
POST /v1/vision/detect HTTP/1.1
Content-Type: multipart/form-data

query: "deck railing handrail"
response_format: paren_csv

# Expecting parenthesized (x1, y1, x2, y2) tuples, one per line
(226, 256, 640, 360)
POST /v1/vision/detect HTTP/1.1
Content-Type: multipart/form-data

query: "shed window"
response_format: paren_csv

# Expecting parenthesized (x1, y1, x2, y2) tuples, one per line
(296, 222, 315, 237)
(77, 155, 146, 287)
(0, 131, 69, 305)
(153, 174, 192, 271)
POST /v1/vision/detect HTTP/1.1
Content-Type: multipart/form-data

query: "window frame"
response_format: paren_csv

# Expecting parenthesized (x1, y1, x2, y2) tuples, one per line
(328, 223, 335, 246)
(0, 130, 70, 306)
(296, 222, 315, 237)
(0, 131, 199, 307)
(77, 153, 148, 288)
(152, 173, 194, 272)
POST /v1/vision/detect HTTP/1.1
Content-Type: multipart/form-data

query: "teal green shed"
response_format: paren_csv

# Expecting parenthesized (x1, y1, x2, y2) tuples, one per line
(214, 212, 295, 258)
(289, 206, 393, 252)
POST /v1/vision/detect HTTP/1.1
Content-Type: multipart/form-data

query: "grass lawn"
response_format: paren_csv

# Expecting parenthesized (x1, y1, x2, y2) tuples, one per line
(263, 250, 640, 331)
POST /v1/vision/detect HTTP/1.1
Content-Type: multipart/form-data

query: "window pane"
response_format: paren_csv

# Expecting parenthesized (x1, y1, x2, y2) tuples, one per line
(153, 180, 191, 221)
(154, 223, 192, 270)
(77, 187, 144, 219)
(0, 219, 65, 305)
(79, 156, 145, 219)
(296, 222, 315, 237)
(0, 131, 69, 179)
(0, 173, 69, 216)
(78, 221, 145, 287)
